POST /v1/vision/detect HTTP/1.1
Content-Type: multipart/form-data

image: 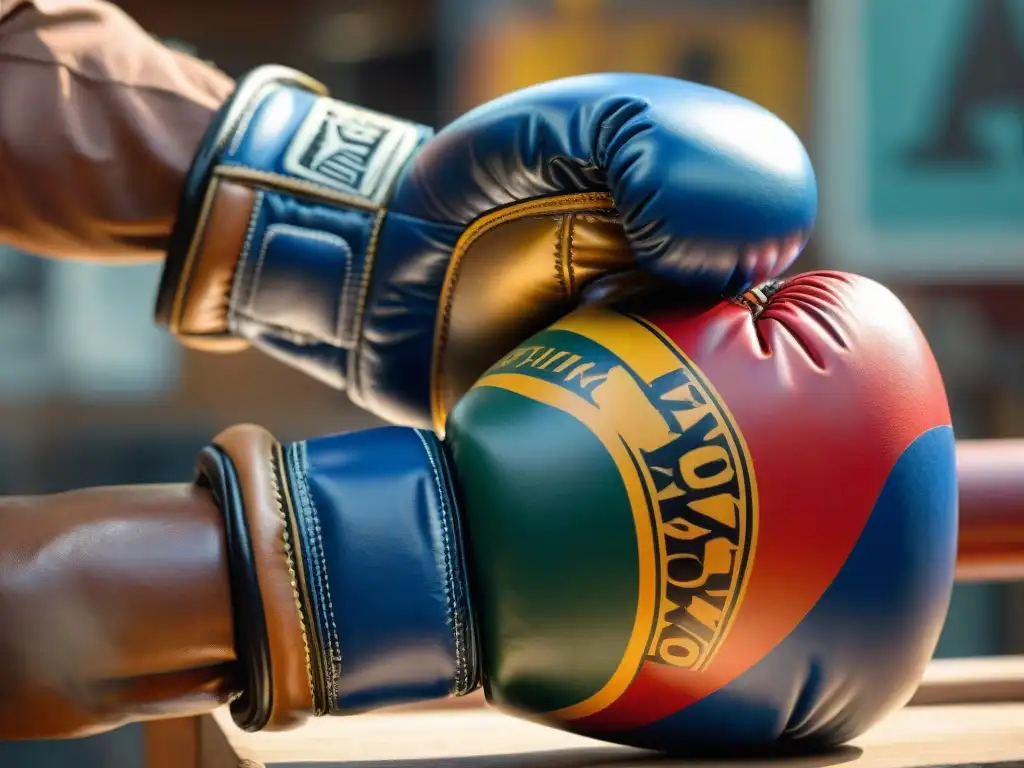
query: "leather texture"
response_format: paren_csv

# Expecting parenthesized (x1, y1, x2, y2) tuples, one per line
(180, 271, 960, 749)
(207, 424, 316, 729)
(0, 482, 237, 740)
(0, 0, 233, 261)
(445, 270, 956, 752)
(158, 66, 817, 430)
(280, 426, 475, 714)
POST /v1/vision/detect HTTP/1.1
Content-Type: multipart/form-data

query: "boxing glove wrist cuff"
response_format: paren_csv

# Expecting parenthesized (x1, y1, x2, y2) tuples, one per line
(195, 442, 274, 732)
(199, 424, 320, 731)
(156, 66, 433, 391)
(203, 423, 479, 731)
(280, 426, 480, 710)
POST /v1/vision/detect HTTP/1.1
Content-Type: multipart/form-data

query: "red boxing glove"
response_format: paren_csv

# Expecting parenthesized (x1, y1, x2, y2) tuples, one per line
(452, 270, 956, 749)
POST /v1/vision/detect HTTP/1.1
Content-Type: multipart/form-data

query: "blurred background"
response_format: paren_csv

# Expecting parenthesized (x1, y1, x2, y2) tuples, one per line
(0, 0, 1021, 763)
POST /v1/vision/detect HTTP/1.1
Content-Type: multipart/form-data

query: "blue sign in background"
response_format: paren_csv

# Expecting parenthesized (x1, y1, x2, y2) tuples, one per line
(865, 0, 1024, 233)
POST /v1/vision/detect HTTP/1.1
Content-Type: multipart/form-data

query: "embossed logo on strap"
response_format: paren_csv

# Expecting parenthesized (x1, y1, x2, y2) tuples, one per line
(282, 98, 421, 206)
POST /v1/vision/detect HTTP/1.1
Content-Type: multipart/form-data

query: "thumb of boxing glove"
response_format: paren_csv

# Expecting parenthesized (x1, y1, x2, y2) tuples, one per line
(204, 270, 954, 753)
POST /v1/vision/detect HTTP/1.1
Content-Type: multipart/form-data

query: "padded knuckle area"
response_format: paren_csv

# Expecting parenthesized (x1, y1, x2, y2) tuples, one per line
(431, 195, 634, 429)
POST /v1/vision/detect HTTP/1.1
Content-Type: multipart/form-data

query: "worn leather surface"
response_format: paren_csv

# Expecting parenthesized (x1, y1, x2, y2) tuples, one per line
(211, 424, 315, 729)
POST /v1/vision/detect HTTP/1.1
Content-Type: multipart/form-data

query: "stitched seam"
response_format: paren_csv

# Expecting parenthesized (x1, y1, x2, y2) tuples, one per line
(243, 224, 352, 346)
(413, 429, 466, 695)
(349, 208, 388, 402)
(297, 443, 343, 708)
(216, 166, 382, 211)
(245, 224, 276, 313)
(566, 216, 578, 299)
(227, 190, 265, 333)
(269, 444, 317, 707)
(231, 312, 345, 348)
(331, 236, 356, 346)
(293, 443, 343, 711)
(577, 214, 619, 225)
(285, 444, 325, 705)
(431, 192, 616, 429)
(553, 215, 568, 301)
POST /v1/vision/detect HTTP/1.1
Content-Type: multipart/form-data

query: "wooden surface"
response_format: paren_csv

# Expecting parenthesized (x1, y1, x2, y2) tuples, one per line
(203, 656, 1024, 768)
(909, 654, 1024, 705)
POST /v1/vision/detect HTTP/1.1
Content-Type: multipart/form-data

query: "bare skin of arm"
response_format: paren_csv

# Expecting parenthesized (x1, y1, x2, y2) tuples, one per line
(0, 482, 238, 740)
(0, 0, 233, 260)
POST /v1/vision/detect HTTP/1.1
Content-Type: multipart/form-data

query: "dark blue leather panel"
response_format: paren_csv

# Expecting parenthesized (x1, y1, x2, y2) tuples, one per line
(350, 212, 462, 424)
(230, 192, 360, 345)
(284, 427, 473, 712)
(392, 73, 815, 248)
(216, 80, 433, 396)
(227, 187, 383, 389)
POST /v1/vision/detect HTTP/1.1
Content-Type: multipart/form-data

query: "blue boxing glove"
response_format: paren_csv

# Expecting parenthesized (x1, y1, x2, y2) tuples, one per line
(156, 66, 816, 430)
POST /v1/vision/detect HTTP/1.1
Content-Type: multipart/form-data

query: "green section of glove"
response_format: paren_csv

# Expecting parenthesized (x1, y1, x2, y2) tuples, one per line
(448, 382, 640, 714)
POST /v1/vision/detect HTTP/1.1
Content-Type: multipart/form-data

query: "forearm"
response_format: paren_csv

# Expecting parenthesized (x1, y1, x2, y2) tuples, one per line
(0, 422, 468, 740)
(0, 482, 237, 740)
(0, 425, 1019, 742)
(0, 0, 233, 260)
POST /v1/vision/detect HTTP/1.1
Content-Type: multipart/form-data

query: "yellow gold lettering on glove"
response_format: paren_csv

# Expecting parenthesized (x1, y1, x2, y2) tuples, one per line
(480, 306, 757, 717)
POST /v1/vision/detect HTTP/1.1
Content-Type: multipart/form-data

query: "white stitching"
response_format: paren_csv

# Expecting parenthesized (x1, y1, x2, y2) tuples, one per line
(227, 190, 265, 333)
(217, 166, 382, 211)
(294, 442, 343, 709)
(349, 208, 387, 401)
(413, 429, 466, 694)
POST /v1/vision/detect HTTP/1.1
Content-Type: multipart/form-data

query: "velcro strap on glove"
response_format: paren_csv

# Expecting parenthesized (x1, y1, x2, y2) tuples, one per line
(155, 66, 432, 390)
(199, 423, 477, 731)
